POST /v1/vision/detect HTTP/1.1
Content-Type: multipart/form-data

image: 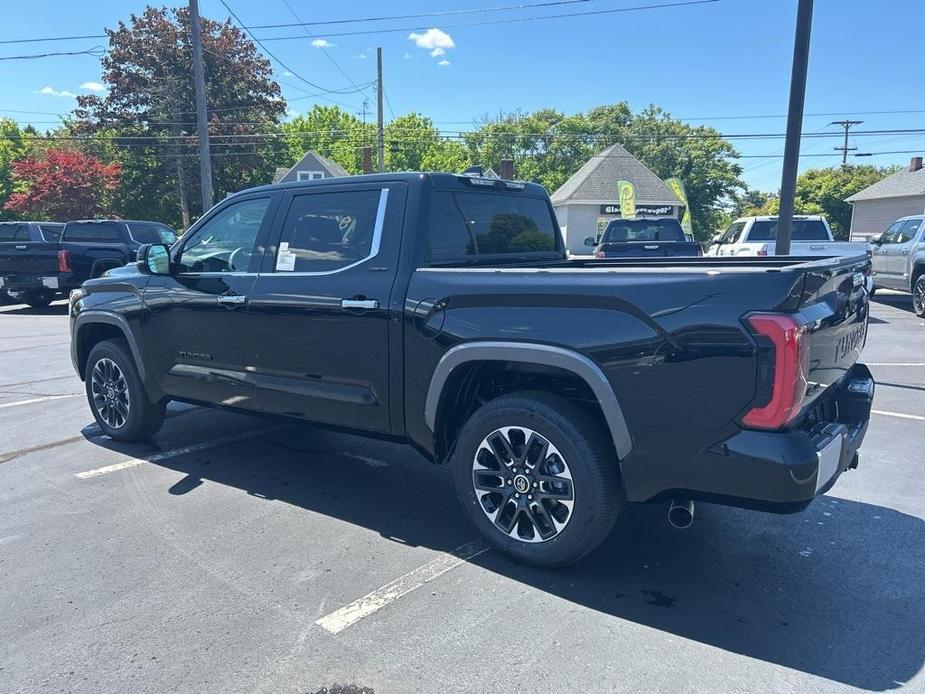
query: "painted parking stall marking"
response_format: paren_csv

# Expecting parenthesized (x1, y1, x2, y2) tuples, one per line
(871, 409, 925, 422)
(0, 393, 81, 409)
(315, 539, 490, 635)
(74, 424, 290, 479)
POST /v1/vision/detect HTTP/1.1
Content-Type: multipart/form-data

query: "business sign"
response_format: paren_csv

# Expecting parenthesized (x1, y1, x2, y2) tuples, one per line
(599, 203, 674, 216)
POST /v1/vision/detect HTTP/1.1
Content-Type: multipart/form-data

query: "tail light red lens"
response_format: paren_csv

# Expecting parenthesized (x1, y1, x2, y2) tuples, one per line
(57, 249, 71, 273)
(741, 313, 810, 430)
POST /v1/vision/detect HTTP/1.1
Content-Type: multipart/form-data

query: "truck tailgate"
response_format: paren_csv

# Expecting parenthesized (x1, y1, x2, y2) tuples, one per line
(797, 256, 869, 406)
(598, 241, 703, 258)
(0, 242, 59, 276)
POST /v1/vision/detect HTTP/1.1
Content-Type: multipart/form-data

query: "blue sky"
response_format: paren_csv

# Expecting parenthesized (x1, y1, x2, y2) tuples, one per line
(1, 0, 923, 192)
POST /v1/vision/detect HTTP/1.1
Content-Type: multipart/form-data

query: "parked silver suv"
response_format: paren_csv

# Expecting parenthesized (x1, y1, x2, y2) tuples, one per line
(870, 215, 925, 317)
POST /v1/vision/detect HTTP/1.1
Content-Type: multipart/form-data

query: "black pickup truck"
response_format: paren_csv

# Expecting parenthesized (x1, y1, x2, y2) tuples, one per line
(585, 217, 703, 258)
(0, 221, 65, 303)
(0, 219, 177, 307)
(68, 173, 873, 566)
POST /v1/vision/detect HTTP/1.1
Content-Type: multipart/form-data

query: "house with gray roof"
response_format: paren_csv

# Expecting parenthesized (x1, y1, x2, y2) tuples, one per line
(551, 143, 681, 254)
(272, 150, 350, 184)
(846, 156, 925, 239)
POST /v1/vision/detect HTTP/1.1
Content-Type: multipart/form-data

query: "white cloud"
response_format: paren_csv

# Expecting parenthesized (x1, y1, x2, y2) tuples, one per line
(408, 28, 455, 51)
(311, 38, 335, 48)
(430, 47, 445, 58)
(36, 86, 76, 98)
(354, 53, 367, 59)
(287, 109, 300, 118)
(403, 52, 412, 60)
(283, 70, 293, 76)
(79, 81, 106, 93)
(438, 59, 451, 67)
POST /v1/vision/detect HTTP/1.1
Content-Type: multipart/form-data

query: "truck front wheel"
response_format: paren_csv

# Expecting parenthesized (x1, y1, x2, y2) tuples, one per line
(452, 391, 622, 567)
(913, 275, 925, 317)
(85, 339, 165, 441)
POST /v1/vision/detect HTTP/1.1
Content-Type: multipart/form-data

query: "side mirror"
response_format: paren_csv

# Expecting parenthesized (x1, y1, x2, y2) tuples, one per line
(712, 233, 724, 244)
(869, 233, 883, 246)
(583, 236, 597, 247)
(137, 243, 172, 275)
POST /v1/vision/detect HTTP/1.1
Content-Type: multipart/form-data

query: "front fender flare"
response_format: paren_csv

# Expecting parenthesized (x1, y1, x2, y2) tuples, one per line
(424, 341, 632, 460)
(72, 310, 147, 382)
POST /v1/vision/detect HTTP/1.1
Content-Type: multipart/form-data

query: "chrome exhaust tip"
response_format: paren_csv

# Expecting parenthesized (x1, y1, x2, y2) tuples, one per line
(668, 499, 695, 529)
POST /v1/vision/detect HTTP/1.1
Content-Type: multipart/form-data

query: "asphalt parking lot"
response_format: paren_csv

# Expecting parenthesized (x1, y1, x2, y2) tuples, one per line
(0, 293, 922, 694)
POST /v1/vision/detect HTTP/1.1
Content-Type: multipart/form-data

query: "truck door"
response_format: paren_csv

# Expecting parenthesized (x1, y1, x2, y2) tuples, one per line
(872, 221, 901, 288)
(247, 182, 406, 433)
(142, 194, 277, 408)
(888, 219, 922, 287)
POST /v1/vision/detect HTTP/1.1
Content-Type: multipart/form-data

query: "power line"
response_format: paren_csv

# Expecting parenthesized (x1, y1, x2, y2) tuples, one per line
(831, 119, 863, 165)
(256, 0, 720, 42)
(248, 0, 593, 29)
(0, 46, 105, 61)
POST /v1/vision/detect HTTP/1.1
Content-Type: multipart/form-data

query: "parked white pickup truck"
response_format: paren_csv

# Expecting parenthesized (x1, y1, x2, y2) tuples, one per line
(708, 215, 865, 259)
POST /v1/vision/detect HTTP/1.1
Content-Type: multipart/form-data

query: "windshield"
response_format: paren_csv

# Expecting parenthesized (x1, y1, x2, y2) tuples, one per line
(601, 218, 685, 243)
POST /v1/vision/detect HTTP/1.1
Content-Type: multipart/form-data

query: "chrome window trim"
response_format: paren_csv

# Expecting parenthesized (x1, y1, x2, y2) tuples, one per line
(261, 187, 390, 277)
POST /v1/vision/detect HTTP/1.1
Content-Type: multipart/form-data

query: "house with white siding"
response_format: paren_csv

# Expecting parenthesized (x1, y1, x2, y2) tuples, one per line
(846, 157, 925, 240)
(551, 143, 682, 255)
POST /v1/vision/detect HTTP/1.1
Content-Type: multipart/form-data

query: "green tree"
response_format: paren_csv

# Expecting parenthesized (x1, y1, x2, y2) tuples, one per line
(385, 113, 470, 173)
(733, 187, 777, 217)
(74, 5, 284, 228)
(790, 165, 894, 239)
(281, 105, 373, 174)
(0, 119, 32, 220)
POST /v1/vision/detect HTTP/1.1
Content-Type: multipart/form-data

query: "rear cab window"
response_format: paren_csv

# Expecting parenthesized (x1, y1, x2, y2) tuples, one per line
(62, 222, 122, 242)
(427, 190, 560, 263)
(127, 223, 163, 244)
(748, 219, 830, 242)
(602, 219, 685, 243)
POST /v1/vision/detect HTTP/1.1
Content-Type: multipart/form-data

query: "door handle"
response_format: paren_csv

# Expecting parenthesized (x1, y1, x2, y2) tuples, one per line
(341, 298, 379, 310)
(809, 245, 825, 250)
(901, 250, 909, 255)
(217, 294, 247, 305)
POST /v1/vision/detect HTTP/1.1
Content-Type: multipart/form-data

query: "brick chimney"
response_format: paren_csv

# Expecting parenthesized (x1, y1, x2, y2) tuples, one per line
(499, 159, 515, 180)
(362, 146, 373, 174)
(910, 156, 923, 172)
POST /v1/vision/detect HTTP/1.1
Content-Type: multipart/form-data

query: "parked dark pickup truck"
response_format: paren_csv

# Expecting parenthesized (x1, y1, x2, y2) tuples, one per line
(0, 219, 176, 307)
(0, 221, 64, 303)
(69, 173, 873, 566)
(585, 217, 703, 258)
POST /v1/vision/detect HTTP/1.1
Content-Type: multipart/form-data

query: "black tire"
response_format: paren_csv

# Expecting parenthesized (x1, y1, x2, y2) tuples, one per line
(85, 339, 165, 441)
(25, 295, 51, 309)
(452, 391, 623, 567)
(913, 275, 925, 318)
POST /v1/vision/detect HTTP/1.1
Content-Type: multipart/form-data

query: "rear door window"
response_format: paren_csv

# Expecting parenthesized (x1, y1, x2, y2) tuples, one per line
(62, 222, 122, 242)
(427, 191, 558, 263)
(602, 219, 685, 243)
(38, 224, 63, 241)
(127, 223, 162, 244)
(898, 219, 922, 243)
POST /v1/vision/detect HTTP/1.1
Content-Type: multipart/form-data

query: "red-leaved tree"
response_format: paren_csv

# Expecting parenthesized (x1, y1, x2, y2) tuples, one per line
(3, 149, 121, 221)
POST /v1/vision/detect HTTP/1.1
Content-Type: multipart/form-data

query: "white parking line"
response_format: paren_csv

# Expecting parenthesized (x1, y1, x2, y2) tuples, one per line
(872, 409, 925, 422)
(315, 539, 489, 635)
(74, 424, 289, 479)
(0, 393, 80, 409)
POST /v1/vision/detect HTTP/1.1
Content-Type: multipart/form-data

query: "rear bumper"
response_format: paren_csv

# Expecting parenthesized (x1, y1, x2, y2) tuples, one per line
(703, 363, 874, 511)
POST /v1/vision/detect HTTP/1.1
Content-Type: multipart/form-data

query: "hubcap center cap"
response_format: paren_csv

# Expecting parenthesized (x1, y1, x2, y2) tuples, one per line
(513, 474, 530, 494)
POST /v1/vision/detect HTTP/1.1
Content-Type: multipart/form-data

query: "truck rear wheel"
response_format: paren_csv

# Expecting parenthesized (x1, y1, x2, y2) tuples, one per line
(85, 339, 165, 441)
(452, 391, 622, 567)
(25, 295, 52, 309)
(913, 275, 925, 317)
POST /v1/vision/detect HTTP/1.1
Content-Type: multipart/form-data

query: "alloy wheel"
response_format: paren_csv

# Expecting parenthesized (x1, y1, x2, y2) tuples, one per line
(914, 278, 925, 315)
(90, 357, 131, 429)
(472, 426, 574, 543)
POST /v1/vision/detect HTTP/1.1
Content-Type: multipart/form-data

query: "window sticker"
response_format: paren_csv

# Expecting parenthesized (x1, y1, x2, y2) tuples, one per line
(276, 241, 296, 272)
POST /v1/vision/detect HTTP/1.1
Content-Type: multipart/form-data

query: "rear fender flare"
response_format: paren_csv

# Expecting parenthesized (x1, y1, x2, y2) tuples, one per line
(424, 341, 632, 460)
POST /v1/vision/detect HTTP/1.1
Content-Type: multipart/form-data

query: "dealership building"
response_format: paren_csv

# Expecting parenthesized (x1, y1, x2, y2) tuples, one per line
(551, 143, 682, 254)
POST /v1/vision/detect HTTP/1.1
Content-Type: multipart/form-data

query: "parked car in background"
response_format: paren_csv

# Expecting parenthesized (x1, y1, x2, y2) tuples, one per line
(0, 219, 177, 308)
(708, 215, 863, 258)
(869, 215, 925, 316)
(69, 172, 873, 567)
(0, 222, 65, 305)
(584, 218, 702, 258)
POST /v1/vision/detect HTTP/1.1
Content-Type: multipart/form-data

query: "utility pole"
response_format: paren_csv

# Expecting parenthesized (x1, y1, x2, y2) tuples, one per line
(831, 119, 863, 166)
(376, 47, 384, 173)
(189, 0, 213, 211)
(776, 0, 814, 257)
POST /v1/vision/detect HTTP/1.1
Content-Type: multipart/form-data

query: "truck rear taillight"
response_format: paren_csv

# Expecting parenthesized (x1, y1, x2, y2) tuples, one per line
(57, 249, 71, 273)
(741, 313, 810, 430)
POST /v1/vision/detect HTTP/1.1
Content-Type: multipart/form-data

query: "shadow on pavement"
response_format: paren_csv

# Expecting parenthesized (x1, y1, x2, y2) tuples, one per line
(86, 422, 924, 691)
(0, 302, 69, 316)
(872, 293, 914, 314)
